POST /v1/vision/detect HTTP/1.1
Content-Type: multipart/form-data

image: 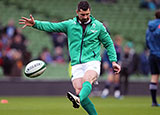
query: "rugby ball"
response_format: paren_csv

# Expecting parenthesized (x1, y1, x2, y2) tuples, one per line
(24, 60, 46, 78)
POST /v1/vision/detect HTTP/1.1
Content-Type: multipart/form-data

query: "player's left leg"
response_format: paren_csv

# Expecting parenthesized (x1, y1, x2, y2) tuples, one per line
(81, 97, 97, 114)
(113, 74, 121, 99)
(79, 70, 97, 101)
(101, 73, 113, 98)
(79, 70, 98, 115)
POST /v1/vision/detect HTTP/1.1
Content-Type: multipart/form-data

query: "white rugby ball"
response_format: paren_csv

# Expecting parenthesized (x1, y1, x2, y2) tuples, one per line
(24, 60, 46, 78)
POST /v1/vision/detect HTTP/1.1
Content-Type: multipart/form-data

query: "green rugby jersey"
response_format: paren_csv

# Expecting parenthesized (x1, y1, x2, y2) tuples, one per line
(33, 16, 117, 66)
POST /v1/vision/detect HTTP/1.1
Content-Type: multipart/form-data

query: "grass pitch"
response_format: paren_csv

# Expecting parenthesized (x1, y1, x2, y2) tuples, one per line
(0, 96, 160, 115)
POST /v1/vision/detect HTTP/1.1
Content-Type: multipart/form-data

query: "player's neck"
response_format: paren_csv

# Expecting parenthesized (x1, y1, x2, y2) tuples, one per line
(78, 18, 91, 25)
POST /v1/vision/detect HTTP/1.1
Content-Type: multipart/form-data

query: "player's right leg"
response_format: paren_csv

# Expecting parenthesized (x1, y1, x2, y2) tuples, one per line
(101, 73, 113, 98)
(113, 74, 121, 99)
(67, 78, 82, 108)
(67, 91, 80, 108)
(149, 74, 159, 106)
(149, 54, 160, 107)
(67, 61, 99, 115)
(68, 70, 98, 115)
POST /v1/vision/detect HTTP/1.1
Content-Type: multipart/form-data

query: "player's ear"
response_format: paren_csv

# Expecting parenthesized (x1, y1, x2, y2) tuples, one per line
(76, 10, 79, 15)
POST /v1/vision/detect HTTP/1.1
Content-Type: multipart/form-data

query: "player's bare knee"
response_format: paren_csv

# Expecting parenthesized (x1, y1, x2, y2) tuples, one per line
(83, 75, 97, 84)
(76, 88, 82, 95)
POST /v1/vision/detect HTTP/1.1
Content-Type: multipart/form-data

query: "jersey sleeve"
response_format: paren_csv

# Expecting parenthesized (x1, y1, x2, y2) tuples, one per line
(33, 20, 69, 33)
(99, 24, 117, 62)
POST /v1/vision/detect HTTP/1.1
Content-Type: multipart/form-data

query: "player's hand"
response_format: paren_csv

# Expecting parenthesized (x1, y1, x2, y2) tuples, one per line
(19, 14, 35, 29)
(112, 62, 121, 74)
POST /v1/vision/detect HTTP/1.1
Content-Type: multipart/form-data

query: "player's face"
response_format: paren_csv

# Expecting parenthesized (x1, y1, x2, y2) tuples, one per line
(77, 8, 90, 23)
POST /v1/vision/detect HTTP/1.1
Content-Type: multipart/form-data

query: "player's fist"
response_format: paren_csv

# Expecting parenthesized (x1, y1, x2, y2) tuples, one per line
(112, 62, 121, 74)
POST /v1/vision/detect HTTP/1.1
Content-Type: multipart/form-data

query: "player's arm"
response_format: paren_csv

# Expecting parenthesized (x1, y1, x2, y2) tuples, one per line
(99, 24, 121, 73)
(19, 14, 68, 33)
(146, 29, 150, 49)
(33, 20, 68, 33)
(99, 24, 117, 62)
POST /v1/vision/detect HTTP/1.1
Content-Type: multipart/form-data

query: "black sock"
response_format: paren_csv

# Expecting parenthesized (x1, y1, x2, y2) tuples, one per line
(105, 82, 111, 89)
(114, 83, 120, 91)
(149, 82, 158, 104)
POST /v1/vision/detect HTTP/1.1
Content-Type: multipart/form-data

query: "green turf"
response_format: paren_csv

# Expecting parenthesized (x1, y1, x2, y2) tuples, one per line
(0, 96, 160, 115)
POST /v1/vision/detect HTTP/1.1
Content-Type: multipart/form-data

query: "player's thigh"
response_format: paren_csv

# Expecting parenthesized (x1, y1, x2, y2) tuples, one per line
(83, 61, 101, 84)
(114, 74, 120, 83)
(107, 74, 114, 82)
(72, 78, 83, 95)
(83, 70, 98, 84)
(151, 74, 159, 83)
(149, 54, 160, 75)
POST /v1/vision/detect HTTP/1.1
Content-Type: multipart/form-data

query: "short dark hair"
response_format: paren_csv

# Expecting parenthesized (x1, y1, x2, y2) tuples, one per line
(77, 1, 90, 11)
(155, 9, 160, 19)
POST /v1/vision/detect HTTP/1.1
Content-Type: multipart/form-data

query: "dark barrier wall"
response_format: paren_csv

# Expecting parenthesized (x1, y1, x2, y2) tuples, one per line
(0, 80, 74, 96)
(0, 80, 159, 96)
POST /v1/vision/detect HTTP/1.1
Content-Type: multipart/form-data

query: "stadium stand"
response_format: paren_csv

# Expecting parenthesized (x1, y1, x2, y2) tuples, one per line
(0, 0, 155, 79)
(0, 0, 159, 97)
(0, 0, 154, 52)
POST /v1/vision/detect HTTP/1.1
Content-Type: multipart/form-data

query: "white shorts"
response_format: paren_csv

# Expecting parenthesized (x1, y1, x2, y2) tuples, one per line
(71, 61, 101, 81)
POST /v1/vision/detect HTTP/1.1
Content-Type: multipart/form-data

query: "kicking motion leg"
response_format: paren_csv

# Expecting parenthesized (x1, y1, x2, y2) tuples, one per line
(67, 70, 98, 115)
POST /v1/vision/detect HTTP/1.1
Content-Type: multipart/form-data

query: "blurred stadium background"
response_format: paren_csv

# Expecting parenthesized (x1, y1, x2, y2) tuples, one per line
(0, 0, 155, 79)
(0, 0, 154, 55)
(0, 0, 159, 96)
(0, 0, 160, 114)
